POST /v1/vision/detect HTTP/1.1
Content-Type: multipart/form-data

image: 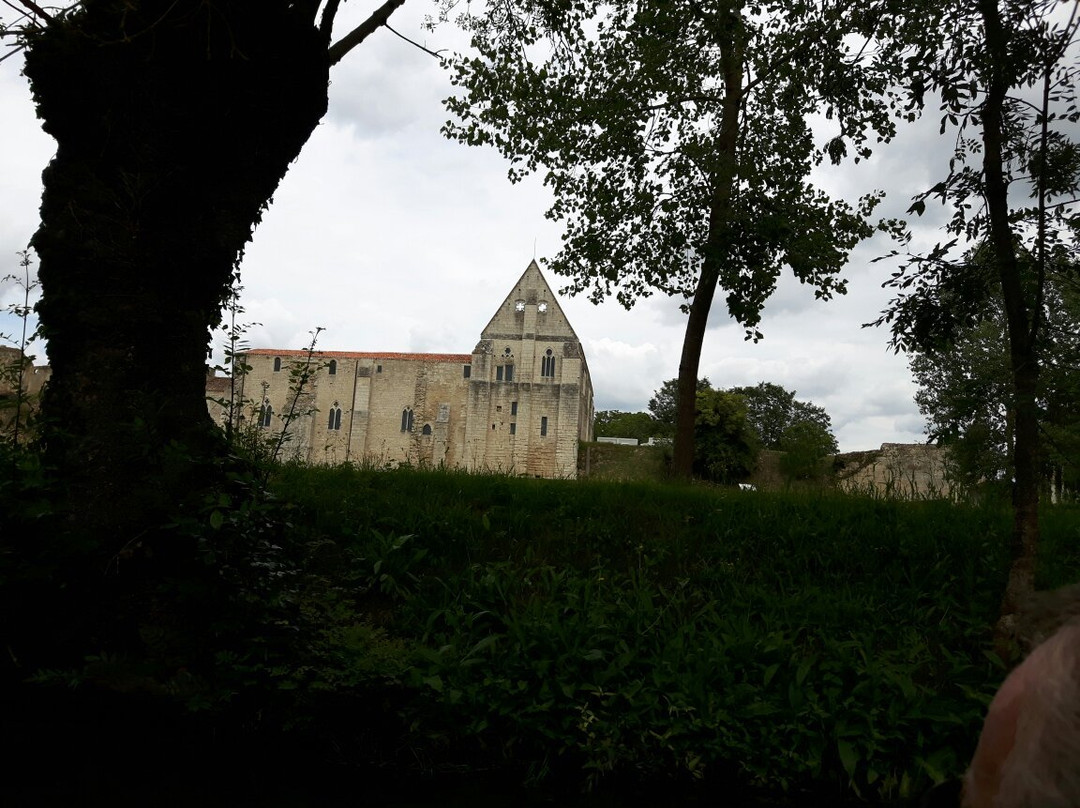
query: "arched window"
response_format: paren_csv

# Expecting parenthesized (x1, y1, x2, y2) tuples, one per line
(541, 348, 556, 378)
(328, 359, 337, 375)
(401, 407, 414, 432)
(259, 400, 273, 428)
(421, 423, 432, 436)
(273, 357, 282, 372)
(328, 403, 342, 431)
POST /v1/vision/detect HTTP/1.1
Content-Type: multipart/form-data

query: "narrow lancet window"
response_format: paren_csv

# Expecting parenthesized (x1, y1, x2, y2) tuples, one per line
(541, 349, 556, 378)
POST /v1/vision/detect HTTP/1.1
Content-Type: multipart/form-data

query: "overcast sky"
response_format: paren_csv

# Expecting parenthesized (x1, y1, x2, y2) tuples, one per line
(0, 3, 972, 452)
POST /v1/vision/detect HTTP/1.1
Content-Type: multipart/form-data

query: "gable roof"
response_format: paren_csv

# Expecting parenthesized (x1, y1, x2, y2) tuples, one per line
(480, 260, 579, 342)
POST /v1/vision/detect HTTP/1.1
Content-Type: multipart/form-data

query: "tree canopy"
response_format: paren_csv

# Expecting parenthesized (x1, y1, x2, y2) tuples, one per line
(644, 376, 837, 482)
(443, 0, 901, 477)
(693, 387, 757, 483)
(593, 410, 659, 443)
(728, 382, 836, 453)
(648, 377, 712, 438)
(909, 250, 1080, 499)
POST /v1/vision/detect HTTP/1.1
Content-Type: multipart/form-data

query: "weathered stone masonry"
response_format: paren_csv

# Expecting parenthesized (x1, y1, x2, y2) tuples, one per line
(228, 261, 594, 478)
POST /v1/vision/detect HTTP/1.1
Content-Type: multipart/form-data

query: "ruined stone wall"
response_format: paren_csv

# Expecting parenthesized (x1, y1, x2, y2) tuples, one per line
(0, 346, 51, 437)
(0, 346, 51, 397)
(833, 443, 953, 499)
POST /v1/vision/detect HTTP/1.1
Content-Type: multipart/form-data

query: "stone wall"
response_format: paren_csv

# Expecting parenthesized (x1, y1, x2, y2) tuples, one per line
(0, 346, 51, 436)
(833, 443, 953, 499)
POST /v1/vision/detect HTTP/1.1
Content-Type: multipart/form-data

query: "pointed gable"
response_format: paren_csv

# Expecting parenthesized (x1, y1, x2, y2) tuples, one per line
(480, 260, 580, 342)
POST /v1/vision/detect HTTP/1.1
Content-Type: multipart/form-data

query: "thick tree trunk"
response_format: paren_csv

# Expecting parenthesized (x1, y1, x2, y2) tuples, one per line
(22, 1, 330, 537)
(977, 0, 1041, 640)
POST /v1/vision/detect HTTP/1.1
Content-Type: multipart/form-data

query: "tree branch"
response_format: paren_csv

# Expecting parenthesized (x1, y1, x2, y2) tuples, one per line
(386, 23, 444, 60)
(319, 0, 342, 38)
(11, 0, 52, 22)
(327, 0, 409, 66)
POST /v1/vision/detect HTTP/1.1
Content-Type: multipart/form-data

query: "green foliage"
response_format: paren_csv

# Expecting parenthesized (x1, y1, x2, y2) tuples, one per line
(647, 377, 837, 483)
(0, 250, 43, 447)
(648, 376, 711, 437)
(443, 0, 890, 325)
(268, 463, 1033, 799)
(779, 420, 836, 482)
(907, 253, 1080, 498)
(728, 381, 838, 453)
(592, 410, 658, 443)
(692, 387, 758, 483)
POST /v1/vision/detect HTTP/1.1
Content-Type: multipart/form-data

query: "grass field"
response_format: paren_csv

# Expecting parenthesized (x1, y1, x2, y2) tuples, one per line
(254, 462, 1079, 801)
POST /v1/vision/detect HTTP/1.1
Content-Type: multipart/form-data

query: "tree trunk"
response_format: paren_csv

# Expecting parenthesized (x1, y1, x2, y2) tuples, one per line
(977, 0, 1041, 641)
(22, 1, 330, 537)
(670, 6, 744, 479)
(672, 243, 722, 478)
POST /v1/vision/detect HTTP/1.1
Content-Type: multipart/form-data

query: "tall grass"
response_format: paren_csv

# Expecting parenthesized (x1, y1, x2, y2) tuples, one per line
(259, 463, 1065, 800)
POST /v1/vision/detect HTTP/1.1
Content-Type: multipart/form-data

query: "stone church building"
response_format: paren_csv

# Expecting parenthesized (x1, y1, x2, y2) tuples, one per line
(227, 261, 594, 478)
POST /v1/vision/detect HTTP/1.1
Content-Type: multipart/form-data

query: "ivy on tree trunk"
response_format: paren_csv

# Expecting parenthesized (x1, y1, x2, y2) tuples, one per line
(22, 1, 330, 535)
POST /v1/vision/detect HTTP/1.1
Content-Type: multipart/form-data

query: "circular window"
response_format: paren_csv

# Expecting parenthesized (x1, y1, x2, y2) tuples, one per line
(537, 302, 548, 313)
(514, 300, 526, 312)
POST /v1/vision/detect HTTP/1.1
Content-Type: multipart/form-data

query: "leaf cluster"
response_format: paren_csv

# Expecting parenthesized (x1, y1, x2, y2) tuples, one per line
(443, 0, 900, 334)
(649, 376, 839, 458)
(909, 258, 1080, 494)
(872, 0, 1080, 355)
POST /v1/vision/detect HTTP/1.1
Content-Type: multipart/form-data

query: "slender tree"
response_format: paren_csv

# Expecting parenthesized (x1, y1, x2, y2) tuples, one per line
(873, 0, 1079, 628)
(443, 0, 901, 478)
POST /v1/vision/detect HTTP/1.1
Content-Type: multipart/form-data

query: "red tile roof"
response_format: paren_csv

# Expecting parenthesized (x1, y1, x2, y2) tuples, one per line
(244, 349, 473, 363)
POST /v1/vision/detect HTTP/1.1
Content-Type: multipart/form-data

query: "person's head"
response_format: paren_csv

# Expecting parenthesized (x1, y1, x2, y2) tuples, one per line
(961, 616, 1080, 807)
